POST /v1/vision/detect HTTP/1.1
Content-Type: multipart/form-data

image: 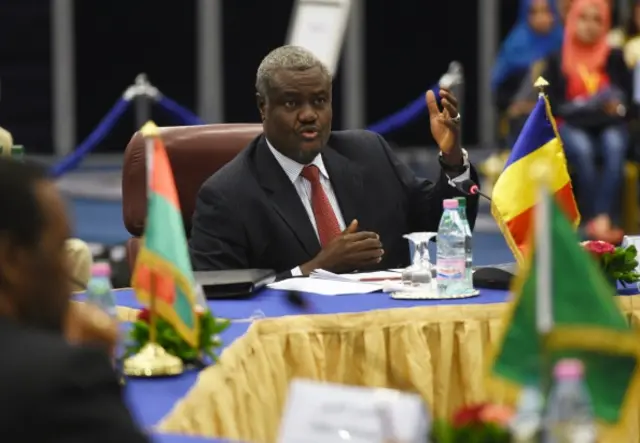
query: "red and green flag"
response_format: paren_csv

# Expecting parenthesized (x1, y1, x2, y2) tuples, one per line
(132, 121, 199, 348)
(488, 178, 640, 433)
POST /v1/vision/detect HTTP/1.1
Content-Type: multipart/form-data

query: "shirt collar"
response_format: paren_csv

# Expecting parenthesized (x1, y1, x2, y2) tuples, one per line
(266, 138, 329, 183)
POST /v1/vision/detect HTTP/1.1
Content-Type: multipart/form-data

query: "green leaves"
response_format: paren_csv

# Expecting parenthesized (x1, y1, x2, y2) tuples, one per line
(430, 420, 512, 443)
(601, 245, 640, 286)
(125, 310, 230, 363)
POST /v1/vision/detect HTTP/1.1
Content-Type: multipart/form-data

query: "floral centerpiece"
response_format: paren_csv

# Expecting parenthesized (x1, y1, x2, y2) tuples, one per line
(125, 308, 230, 365)
(581, 241, 640, 288)
(430, 403, 514, 443)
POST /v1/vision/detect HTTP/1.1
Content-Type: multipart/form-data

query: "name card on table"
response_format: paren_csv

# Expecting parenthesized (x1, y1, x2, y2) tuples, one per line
(278, 379, 430, 443)
(286, 0, 352, 76)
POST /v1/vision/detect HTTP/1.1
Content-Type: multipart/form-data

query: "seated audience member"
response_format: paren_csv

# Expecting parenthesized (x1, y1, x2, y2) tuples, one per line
(0, 126, 93, 290)
(493, 0, 563, 145)
(0, 159, 148, 442)
(544, 0, 631, 225)
(189, 46, 479, 278)
(623, 0, 640, 68)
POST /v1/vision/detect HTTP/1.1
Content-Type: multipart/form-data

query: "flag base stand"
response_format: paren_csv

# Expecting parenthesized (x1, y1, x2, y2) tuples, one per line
(123, 342, 184, 377)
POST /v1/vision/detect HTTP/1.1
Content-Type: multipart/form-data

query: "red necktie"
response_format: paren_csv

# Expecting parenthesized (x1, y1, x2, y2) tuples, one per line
(300, 165, 342, 246)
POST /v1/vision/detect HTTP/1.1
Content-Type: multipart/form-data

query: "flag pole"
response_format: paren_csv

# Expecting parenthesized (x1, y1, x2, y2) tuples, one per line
(145, 137, 158, 346)
(123, 121, 184, 378)
(534, 77, 554, 394)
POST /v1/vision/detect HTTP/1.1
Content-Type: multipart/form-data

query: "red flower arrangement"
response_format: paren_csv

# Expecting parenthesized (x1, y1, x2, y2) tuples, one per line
(581, 241, 639, 287)
(431, 403, 514, 443)
(125, 307, 229, 364)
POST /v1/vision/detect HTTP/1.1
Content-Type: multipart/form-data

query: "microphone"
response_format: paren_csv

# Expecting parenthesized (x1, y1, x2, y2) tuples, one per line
(449, 178, 492, 202)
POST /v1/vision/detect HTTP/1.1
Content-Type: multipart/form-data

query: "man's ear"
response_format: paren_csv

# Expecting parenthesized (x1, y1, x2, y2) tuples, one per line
(256, 93, 266, 122)
(0, 236, 26, 290)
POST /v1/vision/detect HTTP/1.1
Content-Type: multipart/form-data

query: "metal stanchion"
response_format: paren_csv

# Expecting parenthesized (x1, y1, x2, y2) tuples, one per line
(123, 74, 159, 129)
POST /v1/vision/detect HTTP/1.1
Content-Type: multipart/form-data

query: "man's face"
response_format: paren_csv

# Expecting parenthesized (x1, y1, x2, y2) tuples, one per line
(258, 66, 332, 164)
(1, 182, 72, 332)
(575, 4, 605, 45)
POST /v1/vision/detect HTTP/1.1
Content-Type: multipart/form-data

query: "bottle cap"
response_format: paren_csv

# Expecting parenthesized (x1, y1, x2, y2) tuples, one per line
(554, 358, 584, 380)
(443, 199, 459, 209)
(91, 262, 111, 277)
(454, 197, 466, 208)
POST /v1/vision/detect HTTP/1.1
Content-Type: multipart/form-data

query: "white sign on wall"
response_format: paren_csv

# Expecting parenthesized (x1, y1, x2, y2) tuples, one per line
(287, 0, 352, 75)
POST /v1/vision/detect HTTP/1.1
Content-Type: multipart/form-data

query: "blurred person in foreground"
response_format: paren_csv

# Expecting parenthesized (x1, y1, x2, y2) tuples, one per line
(189, 46, 479, 277)
(493, 0, 563, 146)
(0, 159, 148, 442)
(544, 0, 631, 226)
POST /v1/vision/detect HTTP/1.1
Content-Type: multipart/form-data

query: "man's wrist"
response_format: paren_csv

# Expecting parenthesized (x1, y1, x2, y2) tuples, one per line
(440, 149, 464, 167)
(439, 147, 468, 173)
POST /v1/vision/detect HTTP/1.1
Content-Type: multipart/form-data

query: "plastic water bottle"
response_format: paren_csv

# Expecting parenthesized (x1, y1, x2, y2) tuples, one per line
(454, 197, 473, 291)
(86, 262, 117, 318)
(544, 359, 596, 443)
(436, 199, 467, 297)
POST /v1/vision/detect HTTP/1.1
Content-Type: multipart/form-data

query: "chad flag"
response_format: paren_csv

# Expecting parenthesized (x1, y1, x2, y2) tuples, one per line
(491, 94, 580, 265)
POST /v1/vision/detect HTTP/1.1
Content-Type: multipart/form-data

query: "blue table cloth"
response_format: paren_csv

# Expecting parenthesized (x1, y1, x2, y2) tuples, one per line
(114, 287, 512, 320)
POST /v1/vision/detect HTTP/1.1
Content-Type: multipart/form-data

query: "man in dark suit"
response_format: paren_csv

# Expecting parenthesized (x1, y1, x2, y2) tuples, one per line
(190, 45, 479, 278)
(0, 159, 148, 442)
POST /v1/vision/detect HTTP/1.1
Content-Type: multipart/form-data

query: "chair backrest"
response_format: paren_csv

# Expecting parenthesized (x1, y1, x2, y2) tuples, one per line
(122, 123, 263, 237)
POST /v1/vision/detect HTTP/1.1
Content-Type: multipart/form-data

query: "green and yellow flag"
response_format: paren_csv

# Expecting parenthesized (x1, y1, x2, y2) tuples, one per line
(488, 181, 640, 432)
(131, 121, 200, 347)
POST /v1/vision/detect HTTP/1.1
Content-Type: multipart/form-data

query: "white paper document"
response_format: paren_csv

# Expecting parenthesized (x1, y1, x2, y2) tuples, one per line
(268, 277, 382, 295)
(278, 379, 430, 443)
(310, 269, 402, 283)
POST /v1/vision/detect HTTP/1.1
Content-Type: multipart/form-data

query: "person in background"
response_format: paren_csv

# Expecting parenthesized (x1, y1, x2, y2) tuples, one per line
(544, 0, 631, 226)
(0, 159, 148, 442)
(623, 0, 640, 67)
(480, 0, 563, 193)
(493, 0, 563, 131)
(0, 127, 93, 291)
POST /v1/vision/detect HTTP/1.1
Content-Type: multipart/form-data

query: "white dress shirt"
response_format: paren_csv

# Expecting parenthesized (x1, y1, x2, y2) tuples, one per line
(266, 139, 470, 276)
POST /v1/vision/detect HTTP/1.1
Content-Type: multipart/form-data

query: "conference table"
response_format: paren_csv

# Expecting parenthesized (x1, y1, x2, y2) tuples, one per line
(110, 282, 640, 443)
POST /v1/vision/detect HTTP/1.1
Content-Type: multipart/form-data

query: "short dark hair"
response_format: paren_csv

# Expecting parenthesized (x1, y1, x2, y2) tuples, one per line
(0, 158, 49, 248)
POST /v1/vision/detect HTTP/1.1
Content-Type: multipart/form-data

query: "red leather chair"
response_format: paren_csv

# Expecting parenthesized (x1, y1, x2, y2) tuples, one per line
(122, 123, 263, 271)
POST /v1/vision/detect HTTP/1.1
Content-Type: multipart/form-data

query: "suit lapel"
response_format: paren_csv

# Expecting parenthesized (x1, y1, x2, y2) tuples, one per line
(321, 145, 368, 230)
(253, 137, 320, 256)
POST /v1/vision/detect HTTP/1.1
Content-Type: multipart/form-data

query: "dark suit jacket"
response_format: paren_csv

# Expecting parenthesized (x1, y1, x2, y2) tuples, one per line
(0, 317, 149, 443)
(189, 130, 479, 277)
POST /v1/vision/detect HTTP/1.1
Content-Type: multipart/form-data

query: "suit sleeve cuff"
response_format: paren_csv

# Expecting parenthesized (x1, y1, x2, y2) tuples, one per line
(447, 167, 471, 183)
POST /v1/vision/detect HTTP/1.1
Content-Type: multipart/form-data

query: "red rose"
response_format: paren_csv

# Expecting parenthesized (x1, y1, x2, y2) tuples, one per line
(452, 404, 487, 427)
(137, 308, 150, 323)
(581, 240, 615, 258)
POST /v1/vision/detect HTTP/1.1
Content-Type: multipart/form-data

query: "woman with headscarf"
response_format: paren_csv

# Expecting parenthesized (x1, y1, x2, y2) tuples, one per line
(543, 0, 631, 225)
(493, 0, 564, 116)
